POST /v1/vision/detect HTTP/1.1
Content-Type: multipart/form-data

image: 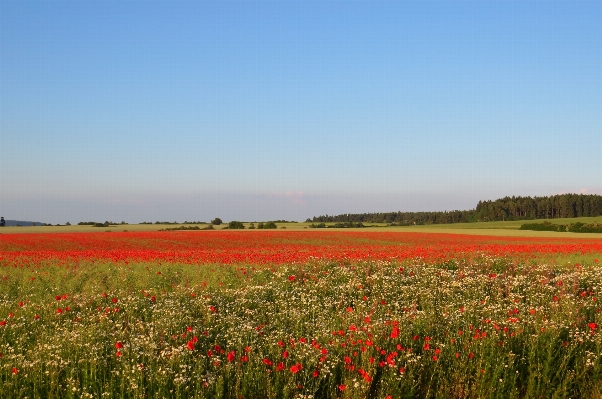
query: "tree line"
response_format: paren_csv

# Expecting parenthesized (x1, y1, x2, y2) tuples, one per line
(307, 194, 602, 225)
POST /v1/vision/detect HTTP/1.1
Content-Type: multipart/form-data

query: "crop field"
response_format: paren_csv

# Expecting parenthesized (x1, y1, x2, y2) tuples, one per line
(1, 231, 602, 398)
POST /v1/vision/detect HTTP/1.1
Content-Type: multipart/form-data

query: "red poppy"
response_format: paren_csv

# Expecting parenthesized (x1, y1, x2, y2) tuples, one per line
(227, 351, 235, 362)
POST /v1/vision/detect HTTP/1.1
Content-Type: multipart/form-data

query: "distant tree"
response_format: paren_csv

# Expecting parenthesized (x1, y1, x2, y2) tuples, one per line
(228, 221, 245, 229)
(65, 222, 71, 226)
(211, 218, 223, 225)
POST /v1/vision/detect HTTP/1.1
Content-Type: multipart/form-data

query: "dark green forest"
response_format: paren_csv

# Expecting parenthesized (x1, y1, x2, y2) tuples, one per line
(307, 194, 602, 225)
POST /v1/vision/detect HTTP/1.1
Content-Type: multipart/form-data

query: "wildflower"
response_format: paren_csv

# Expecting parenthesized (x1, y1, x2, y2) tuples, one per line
(338, 384, 346, 391)
(227, 351, 236, 362)
(115, 342, 123, 349)
(290, 363, 302, 373)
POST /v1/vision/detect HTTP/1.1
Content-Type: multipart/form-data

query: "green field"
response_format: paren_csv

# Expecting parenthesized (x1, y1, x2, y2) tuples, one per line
(3, 216, 602, 237)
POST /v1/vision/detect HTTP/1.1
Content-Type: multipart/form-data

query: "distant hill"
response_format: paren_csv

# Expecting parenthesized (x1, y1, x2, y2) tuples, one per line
(308, 194, 602, 225)
(2, 220, 44, 226)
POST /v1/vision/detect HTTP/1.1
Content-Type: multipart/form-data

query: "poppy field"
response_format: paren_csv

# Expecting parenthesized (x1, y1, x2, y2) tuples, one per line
(1, 231, 602, 398)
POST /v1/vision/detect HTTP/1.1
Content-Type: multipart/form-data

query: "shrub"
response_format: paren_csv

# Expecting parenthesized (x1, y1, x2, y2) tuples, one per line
(228, 221, 245, 229)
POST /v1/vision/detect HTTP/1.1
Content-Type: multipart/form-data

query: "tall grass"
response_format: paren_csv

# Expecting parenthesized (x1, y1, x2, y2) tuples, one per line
(1, 256, 601, 398)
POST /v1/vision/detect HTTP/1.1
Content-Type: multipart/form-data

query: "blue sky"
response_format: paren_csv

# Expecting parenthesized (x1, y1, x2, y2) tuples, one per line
(1, 1, 601, 224)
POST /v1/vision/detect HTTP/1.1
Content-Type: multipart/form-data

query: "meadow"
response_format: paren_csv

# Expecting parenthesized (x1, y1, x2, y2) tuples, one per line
(1, 229, 602, 398)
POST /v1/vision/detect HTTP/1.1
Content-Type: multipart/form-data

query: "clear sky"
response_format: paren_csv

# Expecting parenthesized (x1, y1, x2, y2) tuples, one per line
(1, 1, 601, 224)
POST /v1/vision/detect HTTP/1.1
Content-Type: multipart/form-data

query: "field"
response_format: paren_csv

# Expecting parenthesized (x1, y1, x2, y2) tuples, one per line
(1, 229, 602, 398)
(4, 216, 602, 236)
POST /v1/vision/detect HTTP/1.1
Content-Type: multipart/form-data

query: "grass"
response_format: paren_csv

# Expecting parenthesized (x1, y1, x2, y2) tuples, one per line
(3, 216, 602, 237)
(1, 255, 602, 398)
